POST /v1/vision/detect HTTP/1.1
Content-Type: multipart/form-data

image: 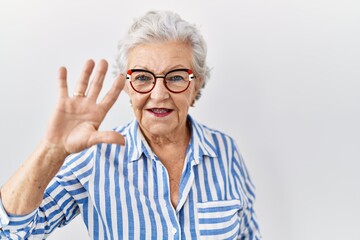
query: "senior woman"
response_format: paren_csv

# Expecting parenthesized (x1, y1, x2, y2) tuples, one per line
(0, 10, 261, 239)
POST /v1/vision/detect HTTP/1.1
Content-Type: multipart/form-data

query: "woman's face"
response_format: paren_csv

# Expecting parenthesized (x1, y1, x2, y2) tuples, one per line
(125, 41, 203, 139)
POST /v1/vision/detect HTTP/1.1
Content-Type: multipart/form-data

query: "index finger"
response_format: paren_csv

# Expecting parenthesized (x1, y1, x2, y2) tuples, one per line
(99, 74, 126, 111)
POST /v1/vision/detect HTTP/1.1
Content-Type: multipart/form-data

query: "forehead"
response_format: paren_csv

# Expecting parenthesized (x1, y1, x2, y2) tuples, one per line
(127, 41, 193, 71)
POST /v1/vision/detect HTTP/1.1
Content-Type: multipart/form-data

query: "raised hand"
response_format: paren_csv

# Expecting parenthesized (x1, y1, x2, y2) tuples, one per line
(0, 59, 126, 215)
(44, 59, 126, 155)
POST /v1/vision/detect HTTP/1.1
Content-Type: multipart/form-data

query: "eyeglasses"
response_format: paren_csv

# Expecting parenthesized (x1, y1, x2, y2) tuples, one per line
(126, 68, 195, 94)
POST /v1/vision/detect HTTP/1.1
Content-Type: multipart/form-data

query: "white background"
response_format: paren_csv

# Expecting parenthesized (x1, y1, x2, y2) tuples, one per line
(1, 0, 359, 239)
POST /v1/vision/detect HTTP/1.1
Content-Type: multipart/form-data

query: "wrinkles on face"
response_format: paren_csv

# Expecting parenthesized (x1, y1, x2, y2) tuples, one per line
(126, 41, 201, 144)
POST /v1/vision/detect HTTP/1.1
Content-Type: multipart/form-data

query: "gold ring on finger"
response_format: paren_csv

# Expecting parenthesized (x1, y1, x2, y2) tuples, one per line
(73, 92, 86, 97)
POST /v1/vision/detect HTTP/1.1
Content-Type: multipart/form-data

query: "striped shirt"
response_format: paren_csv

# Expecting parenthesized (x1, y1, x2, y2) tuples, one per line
(0, 115, 261, 239)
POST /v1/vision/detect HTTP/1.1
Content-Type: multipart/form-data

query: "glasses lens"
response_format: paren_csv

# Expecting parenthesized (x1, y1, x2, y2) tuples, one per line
(165, 70, 190, 92)
(130, 71, 154, 92)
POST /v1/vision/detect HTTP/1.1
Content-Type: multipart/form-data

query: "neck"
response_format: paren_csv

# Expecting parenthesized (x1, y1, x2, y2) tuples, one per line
(142, 121, 191, 150)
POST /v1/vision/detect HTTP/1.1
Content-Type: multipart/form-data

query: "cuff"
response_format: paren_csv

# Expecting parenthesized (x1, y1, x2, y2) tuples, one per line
(0, 190, 37, 231)
(0, 190, 9, 228)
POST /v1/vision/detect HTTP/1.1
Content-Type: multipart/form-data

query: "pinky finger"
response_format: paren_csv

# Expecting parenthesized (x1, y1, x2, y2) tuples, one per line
(58, 66, 69, 98)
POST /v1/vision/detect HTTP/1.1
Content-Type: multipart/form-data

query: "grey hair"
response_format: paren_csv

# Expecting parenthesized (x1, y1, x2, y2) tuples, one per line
(114, 10, 210, 101)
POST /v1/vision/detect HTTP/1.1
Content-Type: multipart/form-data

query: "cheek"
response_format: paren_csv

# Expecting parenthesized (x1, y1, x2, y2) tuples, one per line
(174, 95, 193, 112)
(173, 87, 197, 109)
(132, 95, 146, 108)
(187, 86, 198, 104)
(128, 91, 145, 108)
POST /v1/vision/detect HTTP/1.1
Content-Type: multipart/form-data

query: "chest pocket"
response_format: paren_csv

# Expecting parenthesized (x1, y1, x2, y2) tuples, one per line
(196, 199, 243, 239)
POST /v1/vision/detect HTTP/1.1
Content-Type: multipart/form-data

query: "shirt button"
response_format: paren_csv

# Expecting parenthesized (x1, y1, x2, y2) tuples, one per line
(172, 228, 177, 235)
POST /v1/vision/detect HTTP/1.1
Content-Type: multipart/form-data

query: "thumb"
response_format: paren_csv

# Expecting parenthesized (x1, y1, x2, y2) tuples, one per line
(88, 131, 126, 146)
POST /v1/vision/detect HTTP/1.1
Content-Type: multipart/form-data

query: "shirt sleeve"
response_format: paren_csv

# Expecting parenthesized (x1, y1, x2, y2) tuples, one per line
(0, 195, 39, 239)
(0, 177, 80, 239)
(0, 154, 91, 239)
(231, 140, 262, 240)
(238, 199, 262, 240)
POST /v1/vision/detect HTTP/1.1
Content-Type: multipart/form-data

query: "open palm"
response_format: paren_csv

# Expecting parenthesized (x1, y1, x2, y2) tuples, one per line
(45, 59, 126, 154)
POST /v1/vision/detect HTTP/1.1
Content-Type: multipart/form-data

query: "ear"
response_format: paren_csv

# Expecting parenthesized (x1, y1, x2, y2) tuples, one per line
(194, 76, 204, 94)
(123, 78, 130, 95)
(191, 77, 204, 107)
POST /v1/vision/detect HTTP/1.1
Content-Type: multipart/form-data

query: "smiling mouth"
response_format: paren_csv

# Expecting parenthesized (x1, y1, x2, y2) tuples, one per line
(148, 108, 173, 117)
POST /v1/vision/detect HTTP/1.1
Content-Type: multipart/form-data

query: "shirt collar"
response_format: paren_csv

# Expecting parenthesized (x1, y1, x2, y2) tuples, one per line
(188, 115, 218, 163)
(120, 121, 150, 162)
(121, 115, 218, 163)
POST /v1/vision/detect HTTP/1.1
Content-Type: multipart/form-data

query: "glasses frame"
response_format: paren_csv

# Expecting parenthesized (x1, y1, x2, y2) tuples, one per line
(126, 68, 195, 94)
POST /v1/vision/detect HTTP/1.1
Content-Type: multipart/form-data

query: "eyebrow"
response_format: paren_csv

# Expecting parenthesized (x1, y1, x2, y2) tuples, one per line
(131, 64, 190, 73)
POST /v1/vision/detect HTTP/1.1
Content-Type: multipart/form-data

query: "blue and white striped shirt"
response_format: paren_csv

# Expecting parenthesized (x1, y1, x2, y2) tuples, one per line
(0, 116, 261, 239)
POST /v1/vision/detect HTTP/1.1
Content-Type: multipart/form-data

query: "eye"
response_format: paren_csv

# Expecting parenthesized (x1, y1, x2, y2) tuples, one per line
(166, 75, 185, 82)
(134, 74, 152, 82)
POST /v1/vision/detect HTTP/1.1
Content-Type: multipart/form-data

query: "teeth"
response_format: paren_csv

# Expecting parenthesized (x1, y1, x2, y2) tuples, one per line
(151, 108, 168, 113)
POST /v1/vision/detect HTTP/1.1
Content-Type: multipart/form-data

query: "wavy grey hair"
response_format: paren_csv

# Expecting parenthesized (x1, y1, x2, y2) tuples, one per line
(114, 10, 210, 101)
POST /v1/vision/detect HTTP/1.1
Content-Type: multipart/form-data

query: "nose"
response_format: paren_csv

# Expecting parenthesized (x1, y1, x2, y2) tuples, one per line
(150, 77, 170, 100)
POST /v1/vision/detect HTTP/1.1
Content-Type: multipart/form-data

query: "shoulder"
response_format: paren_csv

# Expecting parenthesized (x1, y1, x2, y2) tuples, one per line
(191, 116, 238, 150)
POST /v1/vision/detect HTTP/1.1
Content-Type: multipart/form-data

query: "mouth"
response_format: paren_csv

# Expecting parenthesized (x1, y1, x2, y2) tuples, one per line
(147, 108, 173, 117)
